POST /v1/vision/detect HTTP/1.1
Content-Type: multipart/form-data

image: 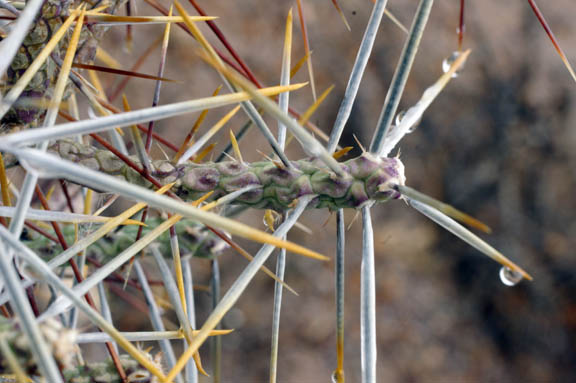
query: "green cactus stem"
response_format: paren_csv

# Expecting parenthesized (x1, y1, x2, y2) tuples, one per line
(50, 140, 407, 211)
(62, 354, 163, 383)
(0, 315, 162, 382)
(0, 0, 124, 128)
(22, 217, 228, 262)
(0, 317, 76, 377)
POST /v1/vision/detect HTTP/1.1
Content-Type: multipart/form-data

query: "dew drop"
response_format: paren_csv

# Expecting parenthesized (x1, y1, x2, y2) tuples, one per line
(499, 266, 523, 287)
(331, 370, 344, 383)
(395, 110, 406, 126)
(442, 51, 462, 78)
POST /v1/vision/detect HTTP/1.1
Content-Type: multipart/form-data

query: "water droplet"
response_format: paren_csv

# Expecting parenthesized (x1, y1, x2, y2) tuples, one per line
(442, 51, 462, 78)
(395, 110, 406, 126)
(499, 267, 523, 287)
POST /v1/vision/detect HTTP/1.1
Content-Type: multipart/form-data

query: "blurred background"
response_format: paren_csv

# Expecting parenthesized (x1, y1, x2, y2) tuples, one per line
(88, 0, 576, 381)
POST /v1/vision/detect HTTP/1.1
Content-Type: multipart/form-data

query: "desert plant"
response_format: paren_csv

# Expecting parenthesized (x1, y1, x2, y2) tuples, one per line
(0, 0, 573, 382)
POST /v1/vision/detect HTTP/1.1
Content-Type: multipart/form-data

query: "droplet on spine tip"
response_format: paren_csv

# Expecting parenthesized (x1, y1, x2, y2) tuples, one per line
(395, 110, 406, 126)
(442, 51, 462, 78)
(499, 266, 523, 286)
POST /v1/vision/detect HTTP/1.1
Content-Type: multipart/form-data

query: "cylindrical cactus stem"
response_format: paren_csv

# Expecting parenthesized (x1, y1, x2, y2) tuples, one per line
(0, 0, 124, 128)
(0, 317, 76, 377)
(23, 217, 229, 262)
(52, 140, 407, 211)
(63, 354, 163, 383)
(0, 317, 163, 382)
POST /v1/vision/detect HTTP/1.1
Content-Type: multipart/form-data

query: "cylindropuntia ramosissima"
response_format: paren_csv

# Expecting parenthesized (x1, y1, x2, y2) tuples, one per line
(0, 0, 572, 381)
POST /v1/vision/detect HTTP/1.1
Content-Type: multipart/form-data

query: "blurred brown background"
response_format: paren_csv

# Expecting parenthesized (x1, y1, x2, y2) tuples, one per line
(93, 0, 576, 381)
